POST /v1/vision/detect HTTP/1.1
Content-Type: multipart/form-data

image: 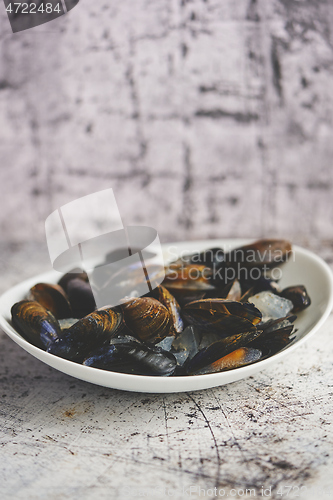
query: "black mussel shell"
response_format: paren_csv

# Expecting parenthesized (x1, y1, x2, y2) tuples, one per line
(249, 326, 294, 358)
(152, 285, 183, 334)
(212, 239, 292, 288)
(239, 275, 281, 296)
(28, 283, 72, 319)
(67, 278, 96, 318)
(280, 286, 311, 312)
(189, 247, 225, 267)
(183, 299, 262, 336)
(189, 347, 262, 375)
(225, 239, 292, 269)
(248, 315, 296, 358)
(47, 307, 123, 362)
(122, 297, 171, 344)
(186, 329, 262, 374)
(260, 315, 297, 335)
(58, 269, 88, 292)
(83, 341, 177, 376)
(11, 300, 61, 350)
(163, 263, 219, 305)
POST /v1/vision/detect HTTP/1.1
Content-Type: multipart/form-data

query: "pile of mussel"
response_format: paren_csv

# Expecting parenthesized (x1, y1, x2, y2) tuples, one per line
(11, 239, 311, 377)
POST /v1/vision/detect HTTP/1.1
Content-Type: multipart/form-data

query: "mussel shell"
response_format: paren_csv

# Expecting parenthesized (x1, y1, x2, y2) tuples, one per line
(11, 300, 61, 349)
(67, 278, 96, 319)
(153, 285, 183, 334)
(28, 283, 72, 319)
(239, 275, 281, 296)
(280, 285, 311, 312)
(183, 299, 262, 335)
(189, 247, 225, 267)
(225, 239, 292, 269)
(225, 279, 242, 301)
(47, 307, 123, 362)
(186, 329, 262, 374)
(212, 240, 292, 288)
(58, 269, 88, 292)
(83, 341, 177, 376)
(248, 325, 294, 358)
(190, 347, 262, 375)
(122, 297, 171, 344)
(162, 287, 207, 307)
(248, 314, 296, 358)
(164, 264, 214, 291)
(260, 315, 297, 335)
(163, 264, 221, 305)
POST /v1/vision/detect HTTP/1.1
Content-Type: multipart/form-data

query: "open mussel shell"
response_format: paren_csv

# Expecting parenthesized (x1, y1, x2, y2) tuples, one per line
(152, 285, 183, 334)
(163, 263, 218, 306)
(186, 329, 262, 375)
(11, 300, 61, 350)
(247, 315, 296, 358)
(183, 299, 262, 336)
(190, 348, 262, 375)
(248, 326, 294, 358)
(122, 297, 171, 344)
(47, 307, 123, 362)
(67, 278, 96, 319)
(280, 285, 311, 312)
(28, 283, 72, 320)
(164, 264, 214, 290)
(83, 339, 177, 376)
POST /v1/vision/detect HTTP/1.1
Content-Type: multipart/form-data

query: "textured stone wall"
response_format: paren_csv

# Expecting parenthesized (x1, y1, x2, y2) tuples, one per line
(1, 0, 333, 249)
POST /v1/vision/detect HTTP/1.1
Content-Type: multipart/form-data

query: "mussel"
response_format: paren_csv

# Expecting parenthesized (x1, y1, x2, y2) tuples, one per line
(212, 239, 292, 288)
(152, 285, 183, 334)
(186, 329, 262, 374)
(11, 300, 61, 349)
(58, 268, 88, 292)
(163, 263, 217, 305)
(28, 283, 72, 319)
(189, 348, 262, 375)
(47, 307, 123, 362)
(83, 336, 177, 376)
(183, 299, 262, 336)
(224, 239, 292, 269)
(122, 297, 171, 344)
(280, 286, 311, 312)
(66, 278, 96, 318)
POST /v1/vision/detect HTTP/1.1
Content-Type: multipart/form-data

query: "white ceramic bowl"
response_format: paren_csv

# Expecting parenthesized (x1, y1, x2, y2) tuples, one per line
(0, 239, 332, 393)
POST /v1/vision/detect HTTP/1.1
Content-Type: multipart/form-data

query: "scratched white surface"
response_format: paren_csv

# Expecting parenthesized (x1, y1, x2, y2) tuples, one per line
(0, 245, 332, 500)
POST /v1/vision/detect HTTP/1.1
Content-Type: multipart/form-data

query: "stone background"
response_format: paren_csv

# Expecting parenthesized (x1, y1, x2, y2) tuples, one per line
(1, 0, 333, 257)
(1, 3, 333, 499)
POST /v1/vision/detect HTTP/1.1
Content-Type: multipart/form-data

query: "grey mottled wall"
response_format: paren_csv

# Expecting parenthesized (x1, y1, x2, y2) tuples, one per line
(1, 0, 333, 250)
